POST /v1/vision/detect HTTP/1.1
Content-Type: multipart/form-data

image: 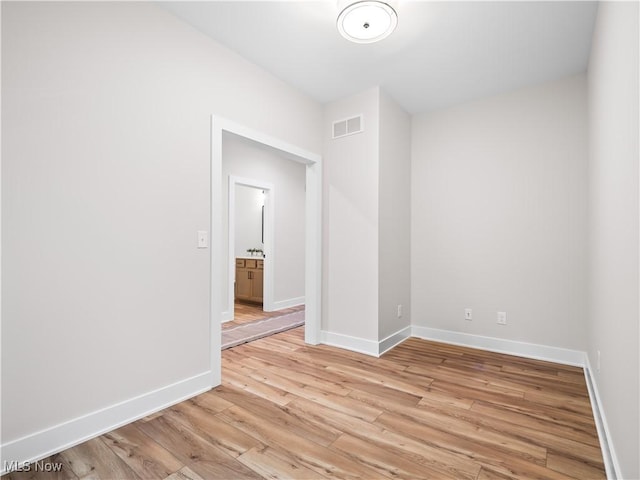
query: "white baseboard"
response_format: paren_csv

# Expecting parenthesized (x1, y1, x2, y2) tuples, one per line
(221, 310, 233, 322)
(378, 326, 412, 355)
(320, 330, 379, 357)
(583, 356, 622, 480)
(320, 325, 412, 357)
(411, 326, 586, 366)
(0, 372, 213, 475)
(269, 296, 305, 311)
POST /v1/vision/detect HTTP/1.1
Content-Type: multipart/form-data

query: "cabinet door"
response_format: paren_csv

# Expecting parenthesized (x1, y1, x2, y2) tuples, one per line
(235, 268, 252, 301)
(251, 268, 264, 303)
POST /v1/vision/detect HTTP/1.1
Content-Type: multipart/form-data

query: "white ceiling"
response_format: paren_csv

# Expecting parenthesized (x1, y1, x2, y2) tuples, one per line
(161, 1, 598, 114)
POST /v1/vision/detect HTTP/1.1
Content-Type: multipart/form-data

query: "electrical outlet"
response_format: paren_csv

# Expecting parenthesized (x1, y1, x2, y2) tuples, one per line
(597, 350, 601, 372)
(465, 308, 472, 321)
(497, 311, 507, 325)
(397, 305, 402, 318)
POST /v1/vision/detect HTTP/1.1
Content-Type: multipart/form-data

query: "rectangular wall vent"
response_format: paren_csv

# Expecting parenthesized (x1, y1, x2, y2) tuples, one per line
(332, 115, 363, 139)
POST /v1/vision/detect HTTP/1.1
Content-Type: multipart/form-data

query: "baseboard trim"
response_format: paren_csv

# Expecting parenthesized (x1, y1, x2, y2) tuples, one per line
(583, 356, 622, 479)
(411, 326, 586, 367)
(320, 330, 379, 357)
(269, 296, 305, 311)
(221, 310, 233, 322)
(320, 326, 412, 358)
(0, 371, 212, 475)
(378, 326, 412, 355)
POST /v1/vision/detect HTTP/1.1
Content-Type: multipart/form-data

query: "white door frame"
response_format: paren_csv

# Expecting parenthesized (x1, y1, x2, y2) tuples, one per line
(227, 176, 275, 320)
(210, 116, 322, 386)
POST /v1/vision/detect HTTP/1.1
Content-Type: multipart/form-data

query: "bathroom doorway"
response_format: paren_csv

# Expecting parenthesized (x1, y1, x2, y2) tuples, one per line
(223, 160, 306, 348)
(227, 177, 273, 320)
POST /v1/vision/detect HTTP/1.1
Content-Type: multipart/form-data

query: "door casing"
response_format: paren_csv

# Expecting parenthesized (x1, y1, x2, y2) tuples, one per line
(210, 116, 322, 386)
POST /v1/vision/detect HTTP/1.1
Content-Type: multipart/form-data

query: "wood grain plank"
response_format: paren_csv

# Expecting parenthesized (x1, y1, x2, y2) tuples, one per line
(237, 445, 329, 480)
(217, 405, 386, 479)
(213, 385, 342, 447)
(476, 466, 518, 480)
(375, 412, 573, 480)
(188, 390, 234, 414)
(325, 363, 433, 397)
(546, 451, 606, 479)
(163, 466, 205, 480)
(185, 460, 262, 480)
(331, 433, 462, 480)
(102, 423, 183, 479)
(245, 369, 383, 422)
(346, 380, 423, 408)
(262, 363, 352, 396)
(60, 438, 140, 480)
(286, 397, 481, 480)
(222, 368, 292, 406)
(470, 400, 601, 447)
(166, 401, 263, 458)
(135, 413, 254, 480)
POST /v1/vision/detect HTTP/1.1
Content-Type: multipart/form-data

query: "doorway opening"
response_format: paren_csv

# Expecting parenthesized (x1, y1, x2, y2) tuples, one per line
(226, 177, 274, 320)
(210, 116, 321, 386)
(222, 176, 305, 349)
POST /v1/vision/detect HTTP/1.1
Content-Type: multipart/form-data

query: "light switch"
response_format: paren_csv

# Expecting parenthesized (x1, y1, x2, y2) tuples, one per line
(197, 230, 208, 249)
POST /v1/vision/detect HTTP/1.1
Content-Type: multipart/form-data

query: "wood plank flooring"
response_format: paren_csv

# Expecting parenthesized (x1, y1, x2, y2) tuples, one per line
(3, 327, 605, 480)
(223, 302, 305, 330)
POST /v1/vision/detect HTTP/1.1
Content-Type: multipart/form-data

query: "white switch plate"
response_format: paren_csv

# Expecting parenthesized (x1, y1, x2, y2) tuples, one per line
(197, 230, 208, 249)
(397, 305, 403, 318)
(497, 311, 507, 325)
(465, 308, 472, 321)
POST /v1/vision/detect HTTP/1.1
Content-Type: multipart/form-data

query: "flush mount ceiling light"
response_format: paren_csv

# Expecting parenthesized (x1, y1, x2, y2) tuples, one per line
(337, 1, 398, 44)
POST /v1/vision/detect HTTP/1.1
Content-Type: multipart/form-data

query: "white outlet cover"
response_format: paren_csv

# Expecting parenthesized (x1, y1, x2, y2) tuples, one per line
(497, 312, 507, 325)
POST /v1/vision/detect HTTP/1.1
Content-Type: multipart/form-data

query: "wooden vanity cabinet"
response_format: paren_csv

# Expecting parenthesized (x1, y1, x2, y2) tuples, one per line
(235, 258, 264, 304)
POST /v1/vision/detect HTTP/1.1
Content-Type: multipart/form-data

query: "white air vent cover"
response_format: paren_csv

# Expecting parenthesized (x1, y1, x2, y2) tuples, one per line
(332, 115, 363, 139)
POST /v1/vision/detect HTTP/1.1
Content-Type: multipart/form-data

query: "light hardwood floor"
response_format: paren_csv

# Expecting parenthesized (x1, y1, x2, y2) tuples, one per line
(3, 327, 604, 480)
(223, 302, 305, 330)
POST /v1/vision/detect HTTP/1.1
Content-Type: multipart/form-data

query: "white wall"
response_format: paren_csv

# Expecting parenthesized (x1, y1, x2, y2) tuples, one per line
(322, 88, 380, 342)
(222, 133, 306, 312)
(378, 90, 412, 340)
(234, 185, 264, 256)
(412, 75, 588, 351)
(586, 2, 639, 478)
(1, 0, 320, 462)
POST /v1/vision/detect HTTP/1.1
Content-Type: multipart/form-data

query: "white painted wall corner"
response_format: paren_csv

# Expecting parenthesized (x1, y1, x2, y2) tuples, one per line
(320, 330, 379, 357)
(320, 325, 412, 357)
(378, 326, 412, 355)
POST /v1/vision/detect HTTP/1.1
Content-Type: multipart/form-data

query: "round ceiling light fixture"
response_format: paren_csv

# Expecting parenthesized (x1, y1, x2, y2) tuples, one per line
(337, 1, 398, 44)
